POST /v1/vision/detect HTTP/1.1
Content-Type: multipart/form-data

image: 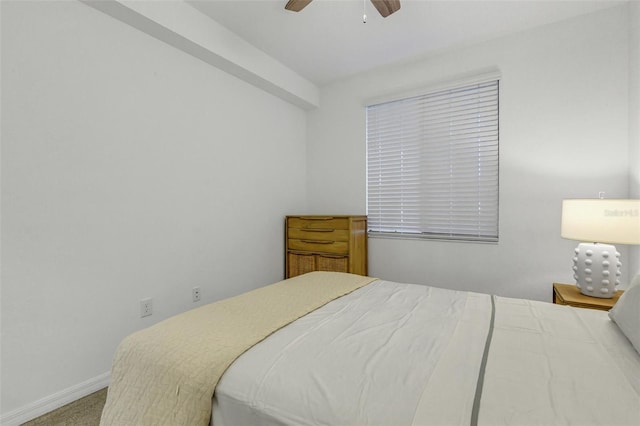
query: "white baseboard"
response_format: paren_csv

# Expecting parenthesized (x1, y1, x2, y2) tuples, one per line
(0, 372, 110, 426)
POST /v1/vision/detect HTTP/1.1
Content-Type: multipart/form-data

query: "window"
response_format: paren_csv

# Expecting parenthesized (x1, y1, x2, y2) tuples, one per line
(366, 79, 499, 242)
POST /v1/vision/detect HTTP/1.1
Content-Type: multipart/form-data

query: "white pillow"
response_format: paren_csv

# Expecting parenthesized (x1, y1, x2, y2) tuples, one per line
(609, 274, 640, 355)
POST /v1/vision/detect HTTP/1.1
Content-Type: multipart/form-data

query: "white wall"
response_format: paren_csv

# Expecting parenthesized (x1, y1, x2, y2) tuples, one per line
(629, 1, 640, 279)
(0, 0, 307, 420)
(307, 5, 631, 301)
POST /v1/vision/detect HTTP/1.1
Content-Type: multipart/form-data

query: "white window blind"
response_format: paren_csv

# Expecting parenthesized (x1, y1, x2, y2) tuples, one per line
(366, 79, 499, 242)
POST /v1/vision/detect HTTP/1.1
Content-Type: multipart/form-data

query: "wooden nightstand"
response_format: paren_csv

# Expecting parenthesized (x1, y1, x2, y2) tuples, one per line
(553, 283, 624, 311)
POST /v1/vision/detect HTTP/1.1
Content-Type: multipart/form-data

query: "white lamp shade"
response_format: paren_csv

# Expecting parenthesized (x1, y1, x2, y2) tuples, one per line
(561, 199, 640, 245)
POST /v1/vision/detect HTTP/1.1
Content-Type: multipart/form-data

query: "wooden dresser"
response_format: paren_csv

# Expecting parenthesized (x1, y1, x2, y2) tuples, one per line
(285, 215, 368, 278)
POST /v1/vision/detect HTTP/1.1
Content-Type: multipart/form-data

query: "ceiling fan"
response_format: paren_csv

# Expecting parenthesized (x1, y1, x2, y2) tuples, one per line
(285, 0, 401, 18)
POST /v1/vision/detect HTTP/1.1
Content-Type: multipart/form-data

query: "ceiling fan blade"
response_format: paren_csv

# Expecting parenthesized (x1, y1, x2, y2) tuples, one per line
(285, 0, 313, 12)
(370, 0, 401, 18)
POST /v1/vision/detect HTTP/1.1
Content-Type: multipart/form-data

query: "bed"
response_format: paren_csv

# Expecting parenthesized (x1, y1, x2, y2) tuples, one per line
(100, 272, 640, 426)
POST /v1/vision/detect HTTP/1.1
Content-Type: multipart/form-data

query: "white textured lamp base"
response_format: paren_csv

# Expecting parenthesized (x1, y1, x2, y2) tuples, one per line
(572, 242, 621, 298)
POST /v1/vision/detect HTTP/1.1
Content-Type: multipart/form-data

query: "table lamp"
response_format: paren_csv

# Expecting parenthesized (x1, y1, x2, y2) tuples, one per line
(561, 199, 640, 298)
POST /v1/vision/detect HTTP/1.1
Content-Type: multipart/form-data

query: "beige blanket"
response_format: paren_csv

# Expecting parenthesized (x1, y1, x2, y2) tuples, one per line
(100, 271, 377, 426)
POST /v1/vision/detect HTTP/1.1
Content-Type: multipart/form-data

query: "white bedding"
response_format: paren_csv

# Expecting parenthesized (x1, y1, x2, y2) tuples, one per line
(212, 280, 640, 425)
(479, 296, 640, 425)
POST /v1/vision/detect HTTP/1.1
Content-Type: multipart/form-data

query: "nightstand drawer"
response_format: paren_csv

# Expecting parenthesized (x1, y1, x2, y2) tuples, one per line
(288, 239, 349, 255)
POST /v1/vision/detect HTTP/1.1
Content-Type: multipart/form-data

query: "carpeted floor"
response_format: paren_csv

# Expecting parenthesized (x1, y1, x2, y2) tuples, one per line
(22, 388, 107, 426)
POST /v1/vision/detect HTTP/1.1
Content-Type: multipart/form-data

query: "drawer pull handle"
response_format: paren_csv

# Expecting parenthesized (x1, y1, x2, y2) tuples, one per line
(301, 228, 335, 233)
(300, 239, 335, 244)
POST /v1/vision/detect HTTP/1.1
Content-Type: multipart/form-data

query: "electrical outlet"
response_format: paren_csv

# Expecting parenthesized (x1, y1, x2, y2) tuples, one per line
(140, 298, 153, 317)
(192, 287, 201, 302)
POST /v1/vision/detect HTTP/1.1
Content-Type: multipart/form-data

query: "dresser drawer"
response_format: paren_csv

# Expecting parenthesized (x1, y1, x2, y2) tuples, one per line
(288, 217, 350, 231)
(287, 227, 350, 242)
(288, 239, 349, 255)
(287, 252, 349, 277)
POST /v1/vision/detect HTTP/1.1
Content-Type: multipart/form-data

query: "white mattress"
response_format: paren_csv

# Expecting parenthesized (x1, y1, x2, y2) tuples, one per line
(212, 280, 640, 425)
